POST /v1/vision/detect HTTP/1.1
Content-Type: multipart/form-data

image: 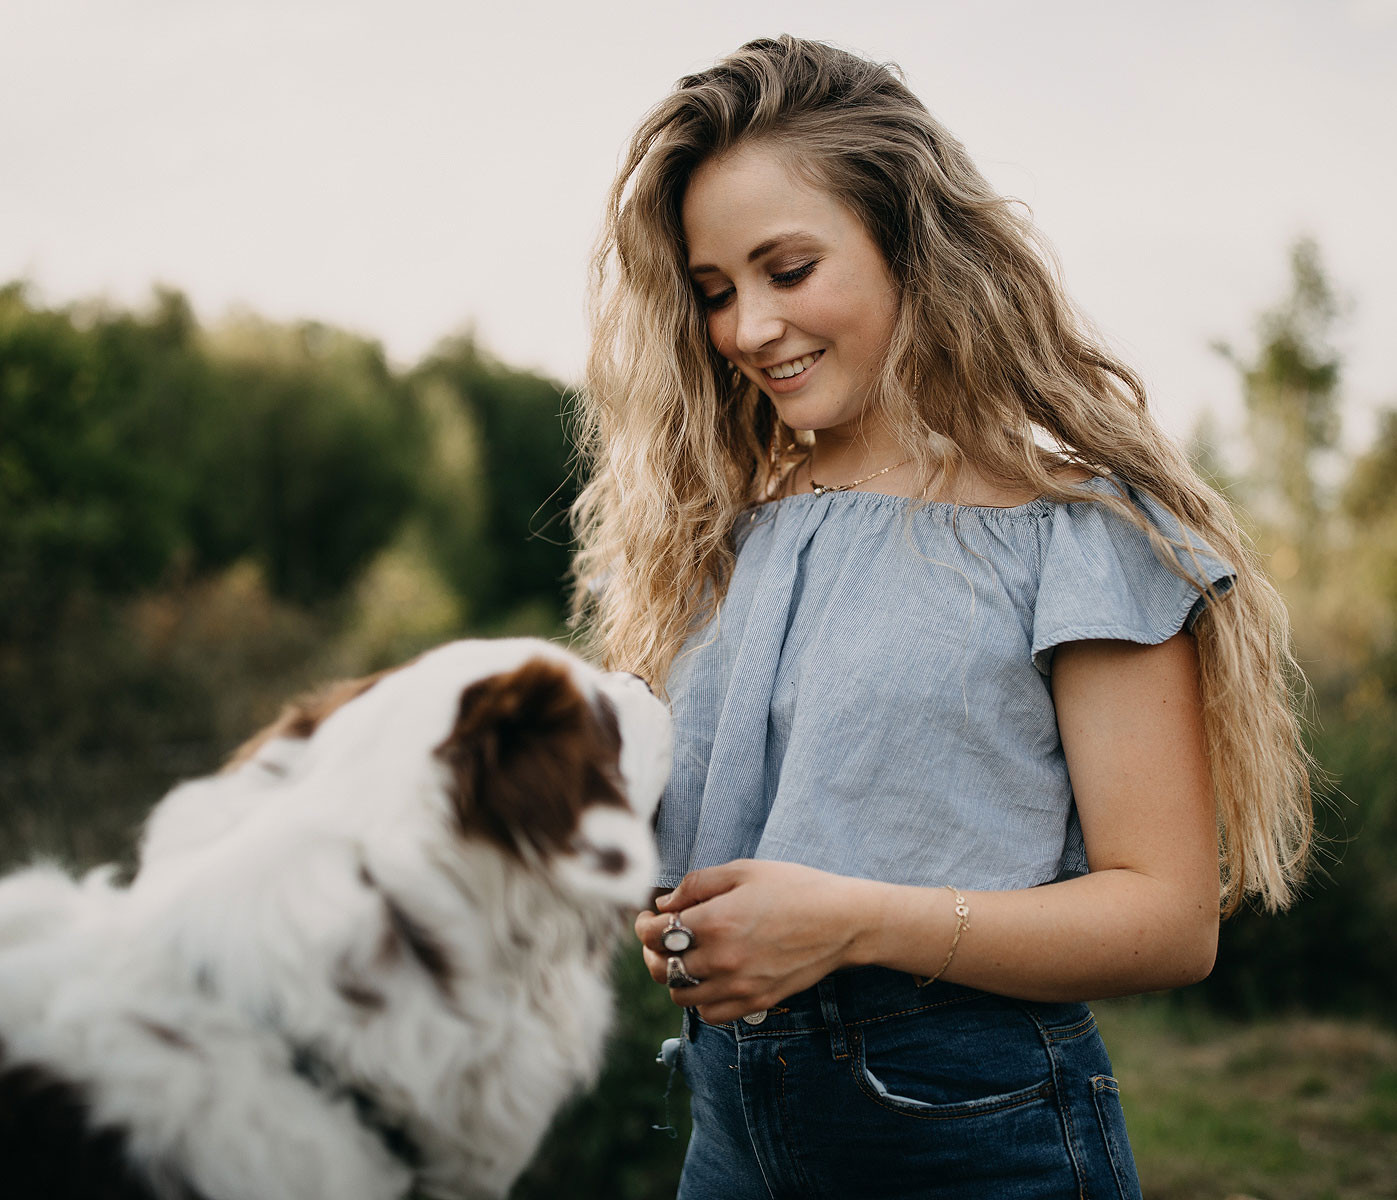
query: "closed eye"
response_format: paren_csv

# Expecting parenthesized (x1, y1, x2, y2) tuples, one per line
(699, 286, 734, 312)
(772, 260, 817, 286)
(697, 260, 819, 312)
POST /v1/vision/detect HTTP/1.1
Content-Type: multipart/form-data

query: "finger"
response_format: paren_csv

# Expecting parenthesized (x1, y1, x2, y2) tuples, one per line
(697, 999, 759, 1024)
(634, 909, 677, 952)
(689, 983, 762, 1021)
(662, 958, 741, 1008)
(655, 860, 748, 911)
(641, 944, 668, 985)
(669, 981, 721, 1008)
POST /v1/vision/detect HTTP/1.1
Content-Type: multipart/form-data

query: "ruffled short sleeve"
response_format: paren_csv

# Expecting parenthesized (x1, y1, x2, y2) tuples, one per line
(1032, 478, 1236, 675)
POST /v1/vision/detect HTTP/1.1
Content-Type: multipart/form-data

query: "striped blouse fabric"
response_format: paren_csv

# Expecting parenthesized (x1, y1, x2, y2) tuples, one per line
(654, 474, 1235, 892)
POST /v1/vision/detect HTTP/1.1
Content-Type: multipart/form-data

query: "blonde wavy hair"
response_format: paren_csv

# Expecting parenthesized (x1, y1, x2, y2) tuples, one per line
(568, 35, 1311, 912)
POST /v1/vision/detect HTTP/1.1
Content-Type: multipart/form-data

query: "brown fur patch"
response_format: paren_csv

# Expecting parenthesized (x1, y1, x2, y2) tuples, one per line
(0, 1042, 208, 1200)
(434, 658, 626, 863)
(335, 979, 388, 1013)
(222, 665, 403, 772)
(357, 863, 453, 997)
(382, 896, 453, 996)
(133, 1018, 195, 1052)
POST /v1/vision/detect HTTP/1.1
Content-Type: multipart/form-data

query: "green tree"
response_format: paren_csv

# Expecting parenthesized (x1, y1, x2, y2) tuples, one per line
(0, 284, 195, 639)
(1338, 408, 1397, 700)
(1, 288, 434, 864)
(1215, 236, 1342, 573)
(191, 317, 425, 606)
(410, 335, 577, 630)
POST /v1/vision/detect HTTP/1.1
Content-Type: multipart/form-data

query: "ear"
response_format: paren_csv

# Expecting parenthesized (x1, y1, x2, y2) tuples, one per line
(433, 658, 625, 861)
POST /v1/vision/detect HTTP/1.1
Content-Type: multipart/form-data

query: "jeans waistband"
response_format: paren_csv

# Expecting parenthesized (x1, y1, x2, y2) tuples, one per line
(693, 965, 989, 1047)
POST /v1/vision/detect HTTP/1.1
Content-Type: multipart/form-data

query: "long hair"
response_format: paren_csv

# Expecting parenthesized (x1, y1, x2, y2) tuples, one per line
(568, 34, 1311, 913)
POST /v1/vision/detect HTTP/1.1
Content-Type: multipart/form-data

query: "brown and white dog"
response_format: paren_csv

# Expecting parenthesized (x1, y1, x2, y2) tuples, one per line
(0, 638, 671, 1200)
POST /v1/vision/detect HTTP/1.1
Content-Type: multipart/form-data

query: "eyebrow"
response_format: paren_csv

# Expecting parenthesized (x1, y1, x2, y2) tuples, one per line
(688, 230, 820, 276)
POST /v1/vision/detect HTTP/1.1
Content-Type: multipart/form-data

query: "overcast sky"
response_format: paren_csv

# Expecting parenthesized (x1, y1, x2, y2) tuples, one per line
(3, 0, 1394, 451)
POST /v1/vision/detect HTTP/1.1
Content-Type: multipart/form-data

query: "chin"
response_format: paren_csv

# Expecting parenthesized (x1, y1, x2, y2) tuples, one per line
(0, 637, 672, 1200)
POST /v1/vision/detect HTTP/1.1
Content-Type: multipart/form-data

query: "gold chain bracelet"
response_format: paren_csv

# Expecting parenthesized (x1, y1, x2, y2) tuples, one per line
(914, 885, 970, 988)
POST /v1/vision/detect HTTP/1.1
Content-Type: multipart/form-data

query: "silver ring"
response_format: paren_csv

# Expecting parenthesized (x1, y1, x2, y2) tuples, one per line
(661, 912, 695, 953)
(666, 955, 701, 988)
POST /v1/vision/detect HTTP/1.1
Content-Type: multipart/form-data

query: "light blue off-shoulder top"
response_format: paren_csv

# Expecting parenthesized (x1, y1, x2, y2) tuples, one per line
(654, 474, 1235, 891)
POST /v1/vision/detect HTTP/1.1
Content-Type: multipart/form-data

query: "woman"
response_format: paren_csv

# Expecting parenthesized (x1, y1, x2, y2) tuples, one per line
(569, 35, 1311, 1199)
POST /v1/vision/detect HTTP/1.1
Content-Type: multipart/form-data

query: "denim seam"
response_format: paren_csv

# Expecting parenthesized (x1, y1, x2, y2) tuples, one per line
(1020, 1006, 1089, 1198)
(1042, 1013, 1099, 1043)
(738, 1023, 827, 1038)
(846, 1028, 1053, 1122)
(844, 994, 978, 1027)
(734, 1038, 779, 1200)
(776, 1039, 820, 1199)
(1091, 1075, 1130, 1199)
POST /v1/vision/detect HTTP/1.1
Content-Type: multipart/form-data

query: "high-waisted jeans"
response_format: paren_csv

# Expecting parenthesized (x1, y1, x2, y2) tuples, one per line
(658, 965, 1142, 1199)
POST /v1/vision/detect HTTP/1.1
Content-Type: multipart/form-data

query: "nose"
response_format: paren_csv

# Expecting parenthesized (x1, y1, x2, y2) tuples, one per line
(732, 289, 785, 357)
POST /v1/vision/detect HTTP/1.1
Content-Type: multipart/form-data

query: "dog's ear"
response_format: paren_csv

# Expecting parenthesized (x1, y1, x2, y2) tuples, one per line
(434, 658, 625, 861)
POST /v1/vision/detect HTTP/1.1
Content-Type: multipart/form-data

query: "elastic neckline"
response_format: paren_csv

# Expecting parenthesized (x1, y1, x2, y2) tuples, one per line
(743, 472, 1122, 520)
(742, 487, 1056, 520)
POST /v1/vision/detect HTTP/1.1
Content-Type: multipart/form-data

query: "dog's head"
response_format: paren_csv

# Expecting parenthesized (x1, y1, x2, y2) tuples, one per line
(140, 638, 670, 910)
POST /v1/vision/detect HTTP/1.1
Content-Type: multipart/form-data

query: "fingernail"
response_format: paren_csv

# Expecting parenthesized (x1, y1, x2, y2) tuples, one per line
(656, 891, 673, 907)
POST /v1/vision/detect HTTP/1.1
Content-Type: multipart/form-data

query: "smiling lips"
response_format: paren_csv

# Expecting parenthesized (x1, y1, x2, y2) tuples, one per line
(762, 350, 823, 380)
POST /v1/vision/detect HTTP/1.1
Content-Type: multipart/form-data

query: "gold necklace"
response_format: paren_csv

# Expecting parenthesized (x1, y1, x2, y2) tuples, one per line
(808, 456, 911, 496)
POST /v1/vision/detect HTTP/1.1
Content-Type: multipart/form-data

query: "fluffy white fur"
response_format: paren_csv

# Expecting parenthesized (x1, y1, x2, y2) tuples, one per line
(0, 638, 672, 1200)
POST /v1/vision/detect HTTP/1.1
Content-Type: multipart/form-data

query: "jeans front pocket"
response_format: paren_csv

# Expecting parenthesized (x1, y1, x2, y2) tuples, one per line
(848, 998, 1055, 1121)
(1090, 1074, 1143, 1200)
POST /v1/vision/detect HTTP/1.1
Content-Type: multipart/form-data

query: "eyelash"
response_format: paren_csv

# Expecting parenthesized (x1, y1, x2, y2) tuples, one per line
(700, 260, 818, 311)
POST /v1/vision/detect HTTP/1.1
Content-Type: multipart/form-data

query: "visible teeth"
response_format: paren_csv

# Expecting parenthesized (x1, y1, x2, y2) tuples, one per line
(764, 353, 818, 380)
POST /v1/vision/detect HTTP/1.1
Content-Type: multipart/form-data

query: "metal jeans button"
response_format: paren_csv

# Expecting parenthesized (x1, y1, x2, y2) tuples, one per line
(741, 1010, 768, 1025)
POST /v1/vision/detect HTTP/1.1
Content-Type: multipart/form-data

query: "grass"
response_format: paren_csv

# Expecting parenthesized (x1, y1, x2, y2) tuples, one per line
(1095, 997, 1397, 1200)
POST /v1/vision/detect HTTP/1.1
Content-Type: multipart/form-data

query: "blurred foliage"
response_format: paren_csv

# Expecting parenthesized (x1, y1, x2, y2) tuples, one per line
(1190, 236, 1397, 1021)
(409, 334, 578, 632)
(1, 233, 1395, 1196)
(1213, 235, 1343, 560)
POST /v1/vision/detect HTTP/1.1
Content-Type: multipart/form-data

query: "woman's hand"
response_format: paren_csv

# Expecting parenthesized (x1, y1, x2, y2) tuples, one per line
(633, 859, 874, 1024)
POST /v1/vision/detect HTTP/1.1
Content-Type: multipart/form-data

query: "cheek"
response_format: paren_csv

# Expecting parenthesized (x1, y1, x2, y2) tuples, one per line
(706, 312, 736, 358)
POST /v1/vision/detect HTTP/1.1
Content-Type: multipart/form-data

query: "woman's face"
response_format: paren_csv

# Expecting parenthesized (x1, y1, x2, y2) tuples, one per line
(681, 142, 899, 442)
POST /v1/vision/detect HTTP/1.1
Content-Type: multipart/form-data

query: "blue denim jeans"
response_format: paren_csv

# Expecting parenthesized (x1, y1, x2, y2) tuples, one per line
(659, 966, 1141, 1199)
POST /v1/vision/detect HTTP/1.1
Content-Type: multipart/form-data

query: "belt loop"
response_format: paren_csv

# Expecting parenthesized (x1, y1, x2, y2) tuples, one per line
(817, 976, 848, 1060)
